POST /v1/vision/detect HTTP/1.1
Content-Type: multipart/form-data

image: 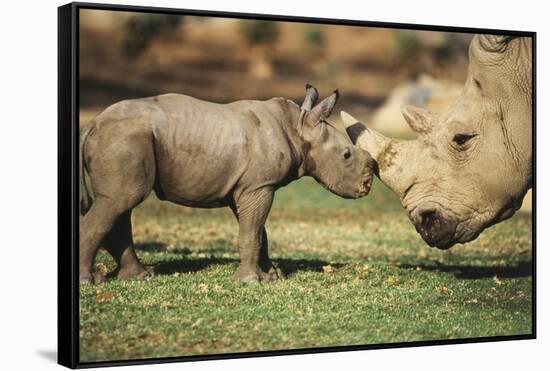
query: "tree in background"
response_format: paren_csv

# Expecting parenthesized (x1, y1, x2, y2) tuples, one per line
(303, 27, 326, 57)
(393, 30, 466, 78)
(302, 27, 329, 77)
(239, 20, 280, 79)
(393, 31, 422, 60)
(123, 14, 184, 57)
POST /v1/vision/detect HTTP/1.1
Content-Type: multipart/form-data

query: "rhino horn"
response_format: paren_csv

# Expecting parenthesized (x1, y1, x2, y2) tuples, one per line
(401, 105, 435, 135)
(301, 83, 319, 112)
(340, 111, 366, 144)
(340, 111, 391, 161)
(341, 110, 412, 197)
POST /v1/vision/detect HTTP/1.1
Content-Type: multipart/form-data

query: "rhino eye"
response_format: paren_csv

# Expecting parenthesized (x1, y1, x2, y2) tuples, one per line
(452, 133, 476, 147)
(343, 148, 352, 160)
(474, 78, 482, 90)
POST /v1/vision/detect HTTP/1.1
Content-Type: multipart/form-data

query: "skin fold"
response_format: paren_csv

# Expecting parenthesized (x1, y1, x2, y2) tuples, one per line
(79, 84, 374, 284)
(341, 35, 532, 249)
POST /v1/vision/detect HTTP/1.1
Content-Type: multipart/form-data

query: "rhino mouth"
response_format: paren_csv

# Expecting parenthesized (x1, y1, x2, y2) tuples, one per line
(427, 233, 455, 250)
(415, 222, 455, 249)
(358, 172, 373, 197)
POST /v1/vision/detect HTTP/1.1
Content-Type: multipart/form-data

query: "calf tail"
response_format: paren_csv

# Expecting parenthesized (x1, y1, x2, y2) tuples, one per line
(79, 123, 94, 215)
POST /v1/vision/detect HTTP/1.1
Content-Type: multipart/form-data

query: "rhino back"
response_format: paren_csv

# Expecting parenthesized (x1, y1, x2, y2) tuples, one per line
(148, 94, 297, 206)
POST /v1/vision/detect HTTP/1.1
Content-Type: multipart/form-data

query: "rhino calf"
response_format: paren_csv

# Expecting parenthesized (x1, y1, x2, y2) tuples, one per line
(79, 84, 374, 283)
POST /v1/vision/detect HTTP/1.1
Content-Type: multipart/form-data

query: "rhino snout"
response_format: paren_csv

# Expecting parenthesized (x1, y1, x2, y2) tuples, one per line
(349, 165, 373, 199)
(411, 203, 457, 249)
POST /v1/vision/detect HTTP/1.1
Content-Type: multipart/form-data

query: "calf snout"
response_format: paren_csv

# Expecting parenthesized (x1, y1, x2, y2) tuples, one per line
(411, 203, 456, 249)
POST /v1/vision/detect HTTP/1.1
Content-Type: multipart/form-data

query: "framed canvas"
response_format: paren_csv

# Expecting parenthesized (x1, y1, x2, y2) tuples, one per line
(58, 2, 536, 368)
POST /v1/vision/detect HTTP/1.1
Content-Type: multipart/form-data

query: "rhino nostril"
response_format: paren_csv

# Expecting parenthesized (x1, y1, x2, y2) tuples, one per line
(418, 208, 438, 231)
(413, 205, 456, 248)
(364, 176, 372, 190)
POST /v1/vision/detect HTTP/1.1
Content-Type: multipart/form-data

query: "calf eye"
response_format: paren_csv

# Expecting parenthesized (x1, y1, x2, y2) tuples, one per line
(452, 133, 477, 146)
(343, 148, 352, 159)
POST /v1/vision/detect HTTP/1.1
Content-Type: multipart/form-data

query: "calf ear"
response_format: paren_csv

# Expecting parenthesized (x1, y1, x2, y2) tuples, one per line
(301, 83, 319, 112)
(401, 105, 434, 135)
(308, 90, 339, 126)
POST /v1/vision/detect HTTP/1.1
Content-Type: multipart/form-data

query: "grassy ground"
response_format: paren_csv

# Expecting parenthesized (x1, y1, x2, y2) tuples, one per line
(79, 178, 532, 363)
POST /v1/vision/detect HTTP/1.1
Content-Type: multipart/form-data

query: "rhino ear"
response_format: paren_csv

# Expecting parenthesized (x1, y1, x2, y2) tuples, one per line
(301, 83, 319, 112)
(308, 90, 339, 126)
(476, 34, 512, 53)
(401, 105, 434, 135)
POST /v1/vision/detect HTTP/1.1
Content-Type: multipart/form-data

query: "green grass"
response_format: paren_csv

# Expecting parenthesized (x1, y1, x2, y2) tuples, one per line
(79, 178, 533, 363)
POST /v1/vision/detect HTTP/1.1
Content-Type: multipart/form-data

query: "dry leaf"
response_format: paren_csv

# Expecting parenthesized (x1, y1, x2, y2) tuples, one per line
(493, 276, 504, 286)
(191, 318, 203, 328)
(95, 291, 114, 302)
(197, 283, 209, 292)
(322, 265, 336, 273)
(387, 276, 398, 284)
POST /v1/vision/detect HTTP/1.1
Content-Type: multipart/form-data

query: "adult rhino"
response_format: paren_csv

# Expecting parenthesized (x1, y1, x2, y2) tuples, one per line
(79, 84, 374, 284)
(342, 35, 533, 249)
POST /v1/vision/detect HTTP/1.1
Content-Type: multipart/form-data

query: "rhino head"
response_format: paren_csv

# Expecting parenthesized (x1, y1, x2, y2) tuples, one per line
(341, 35, 532, 248)
(298, 84, 374, 199)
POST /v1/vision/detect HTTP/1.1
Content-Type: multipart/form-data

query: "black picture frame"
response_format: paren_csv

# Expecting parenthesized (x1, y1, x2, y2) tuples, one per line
(58, 2, 536, 368)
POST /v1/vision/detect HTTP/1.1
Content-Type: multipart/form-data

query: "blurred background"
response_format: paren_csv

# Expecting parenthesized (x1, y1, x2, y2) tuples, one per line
(79, 9, 530, 208)
(79, 10, 471, 131)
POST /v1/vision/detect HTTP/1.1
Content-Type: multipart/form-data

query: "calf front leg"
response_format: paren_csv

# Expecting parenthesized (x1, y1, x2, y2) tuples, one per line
(229, 204, 284, 281)
(233, 187, 280, 283)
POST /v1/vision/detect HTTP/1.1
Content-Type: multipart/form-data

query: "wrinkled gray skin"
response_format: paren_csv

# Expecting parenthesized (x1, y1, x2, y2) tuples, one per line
(79, 84, 374, 283)
(342, 35, 532, 249)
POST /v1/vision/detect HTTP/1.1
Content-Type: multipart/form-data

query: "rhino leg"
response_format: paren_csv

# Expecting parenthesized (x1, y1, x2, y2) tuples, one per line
(230, 202, 284, 282)
(102, 211, 153, 280)
(232, 188, 282, 283)
(79, 197, 123, 284)
(80, 119, 156, 284)
(80, 194, 152, 284)
(258, 228, 284, 279)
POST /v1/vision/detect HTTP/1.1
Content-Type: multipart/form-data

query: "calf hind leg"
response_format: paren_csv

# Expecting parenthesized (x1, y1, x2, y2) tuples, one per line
(80, 119, 156, 283)
(258, 228, 285, 280)
(80, 197, 128, 283)
(102, 210, 152, 280)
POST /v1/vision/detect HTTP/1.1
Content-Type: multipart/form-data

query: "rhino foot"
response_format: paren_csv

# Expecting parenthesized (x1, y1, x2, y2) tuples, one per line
(265, 265, 285, 281)
(234, 265, 284, 283)
(117, 265, 154, 281)
(79, 272, 107, 285)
